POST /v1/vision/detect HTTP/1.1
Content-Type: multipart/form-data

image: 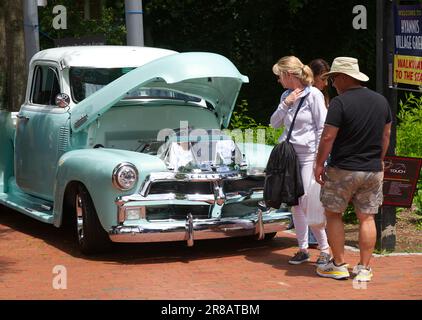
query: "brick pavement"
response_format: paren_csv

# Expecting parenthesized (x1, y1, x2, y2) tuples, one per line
(1, 206, 421, 300)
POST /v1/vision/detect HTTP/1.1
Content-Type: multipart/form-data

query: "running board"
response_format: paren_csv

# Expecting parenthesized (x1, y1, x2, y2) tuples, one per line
(0, 192, 54, 224)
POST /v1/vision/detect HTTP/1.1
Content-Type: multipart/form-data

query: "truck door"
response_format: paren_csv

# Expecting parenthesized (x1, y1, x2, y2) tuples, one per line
(15, 63, 70, 201)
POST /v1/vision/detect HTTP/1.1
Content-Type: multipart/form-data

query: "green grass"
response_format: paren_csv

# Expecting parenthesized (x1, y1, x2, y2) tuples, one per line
(373, 248, 394, 255)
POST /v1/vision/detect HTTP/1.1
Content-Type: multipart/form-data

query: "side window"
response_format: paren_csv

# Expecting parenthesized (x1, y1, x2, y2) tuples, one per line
(31, 65, 61, 106)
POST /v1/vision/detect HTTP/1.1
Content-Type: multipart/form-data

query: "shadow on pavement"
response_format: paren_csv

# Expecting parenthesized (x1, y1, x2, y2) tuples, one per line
(0, 204, 321, 278)
(243, 242, 323, 279)
(0, 218, 18, 278)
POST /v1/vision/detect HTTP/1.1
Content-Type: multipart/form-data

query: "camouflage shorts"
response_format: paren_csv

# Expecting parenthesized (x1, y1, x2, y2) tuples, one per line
(320, 166, 384, 214)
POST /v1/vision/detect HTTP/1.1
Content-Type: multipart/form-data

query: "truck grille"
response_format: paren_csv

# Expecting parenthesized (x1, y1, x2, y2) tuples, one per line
(221, 199, 261, 218)
(146, 205, 211, 221)
(148, 181, 214, 195)
(142, 176, 263, 221)
(223, 177, 264, 193)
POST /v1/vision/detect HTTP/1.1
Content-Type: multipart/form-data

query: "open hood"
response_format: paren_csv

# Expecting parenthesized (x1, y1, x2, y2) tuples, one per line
(71, 52, 249, 132)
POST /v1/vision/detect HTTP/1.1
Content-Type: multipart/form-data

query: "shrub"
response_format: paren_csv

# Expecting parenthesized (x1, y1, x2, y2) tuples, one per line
(396, 93, 422, 158)
(229, 100, 283, 145)
(396, 93, 422, 216)
(343, 205, 358, 224)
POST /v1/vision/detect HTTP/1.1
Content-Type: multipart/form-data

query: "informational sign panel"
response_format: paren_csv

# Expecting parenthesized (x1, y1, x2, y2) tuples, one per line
(383, 156, 422, 207)
(393, 4, 422, 87)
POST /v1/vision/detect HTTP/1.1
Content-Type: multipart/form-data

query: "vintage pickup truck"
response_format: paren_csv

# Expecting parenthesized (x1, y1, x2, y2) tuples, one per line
(0, 46, 291, 254)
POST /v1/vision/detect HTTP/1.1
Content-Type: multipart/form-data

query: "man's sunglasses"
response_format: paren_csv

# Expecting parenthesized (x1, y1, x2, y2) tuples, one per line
(329, 74, 339, 84)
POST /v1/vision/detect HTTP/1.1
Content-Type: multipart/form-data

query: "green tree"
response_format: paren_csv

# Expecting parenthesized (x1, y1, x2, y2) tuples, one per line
(0, 0, 27, 111)
(143, 0, 376, 123)
(36, 0, 377, 124)
(38, 0, 126, 49)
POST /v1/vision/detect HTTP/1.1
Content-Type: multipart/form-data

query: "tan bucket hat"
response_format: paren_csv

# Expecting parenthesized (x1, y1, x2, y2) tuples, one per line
(321, 57, 369, 82)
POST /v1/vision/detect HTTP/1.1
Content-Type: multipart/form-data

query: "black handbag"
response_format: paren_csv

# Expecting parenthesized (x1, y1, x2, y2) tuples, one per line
(264, 96, 307, 207)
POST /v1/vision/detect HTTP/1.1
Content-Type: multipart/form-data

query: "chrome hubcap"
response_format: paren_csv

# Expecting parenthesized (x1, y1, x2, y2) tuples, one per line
(75, 194, 84, 243)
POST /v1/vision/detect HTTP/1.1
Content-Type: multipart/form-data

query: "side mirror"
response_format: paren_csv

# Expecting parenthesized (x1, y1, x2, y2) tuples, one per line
(55, 93, 70, 108)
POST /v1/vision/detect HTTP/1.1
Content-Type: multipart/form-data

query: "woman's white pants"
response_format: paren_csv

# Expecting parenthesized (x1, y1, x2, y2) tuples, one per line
(292, 154, 329, 252)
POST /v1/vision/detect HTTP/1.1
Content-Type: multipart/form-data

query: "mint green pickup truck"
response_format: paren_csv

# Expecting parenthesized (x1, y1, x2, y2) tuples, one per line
(0, 46, 291, 254)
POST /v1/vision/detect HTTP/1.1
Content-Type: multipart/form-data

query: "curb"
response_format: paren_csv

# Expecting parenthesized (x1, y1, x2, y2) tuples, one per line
(284, 230, 422, 257)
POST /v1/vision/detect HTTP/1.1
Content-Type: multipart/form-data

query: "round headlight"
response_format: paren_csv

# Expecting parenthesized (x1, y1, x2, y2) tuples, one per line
(112, 163, 138, 190)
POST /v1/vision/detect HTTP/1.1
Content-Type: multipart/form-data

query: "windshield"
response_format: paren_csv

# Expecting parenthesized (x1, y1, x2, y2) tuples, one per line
(69, 67, 202, 103)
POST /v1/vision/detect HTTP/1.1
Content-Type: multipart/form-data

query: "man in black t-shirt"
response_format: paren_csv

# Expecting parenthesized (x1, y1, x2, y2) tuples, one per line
(314, 57, 392, 282)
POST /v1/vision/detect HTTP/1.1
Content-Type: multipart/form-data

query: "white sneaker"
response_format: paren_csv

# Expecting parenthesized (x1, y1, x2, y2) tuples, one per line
(353, 264, 373, 282)
(316, 260, 350, 280)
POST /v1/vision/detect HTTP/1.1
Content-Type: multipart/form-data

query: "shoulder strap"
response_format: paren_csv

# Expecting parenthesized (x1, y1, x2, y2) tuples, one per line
(286, 95, 308, 142)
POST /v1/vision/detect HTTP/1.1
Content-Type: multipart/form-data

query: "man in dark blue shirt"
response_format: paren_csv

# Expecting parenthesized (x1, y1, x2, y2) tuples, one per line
(314, 57, 392, 282)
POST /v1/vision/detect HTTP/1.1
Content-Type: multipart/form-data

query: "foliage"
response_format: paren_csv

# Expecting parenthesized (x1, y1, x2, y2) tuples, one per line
(396, 93, 422, 158)
(342, 205, 358, 224)
(257, 124, 284, 146)
(33, 0, 378, 123)
(414, 186, 422, 217)
(228, 100, 282, 146)
(143, 0, 376, 124)
(229, 100, 258, 129)
(417, 216, 422, 231)
(396, 93, 422, 216)
(38, 0, 126, 49)
(373, 248, 394, 255)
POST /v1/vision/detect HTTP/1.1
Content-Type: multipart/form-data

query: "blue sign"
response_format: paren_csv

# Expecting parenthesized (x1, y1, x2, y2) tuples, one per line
(393, 4, 422, 86)
(394, 4, 422, 56)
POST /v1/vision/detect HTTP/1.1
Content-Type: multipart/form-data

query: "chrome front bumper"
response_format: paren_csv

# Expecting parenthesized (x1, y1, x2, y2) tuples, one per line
(109, 210, 291, 246)
(110, 171, 291, 246)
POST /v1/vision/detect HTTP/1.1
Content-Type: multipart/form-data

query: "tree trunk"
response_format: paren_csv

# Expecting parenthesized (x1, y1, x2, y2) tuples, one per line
(0, 0, 27, 111)
(0, 1, 6, 110)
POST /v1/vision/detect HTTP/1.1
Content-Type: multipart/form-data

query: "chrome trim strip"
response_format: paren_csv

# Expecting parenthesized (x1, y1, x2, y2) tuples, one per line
(116, 190, 264, 206)
(117, 193, 217, 204)
(139, 171, 246, 197)
(256, 209, 265, 240)
(109, 212, 292, 244)
(186, 213, 194, 247)
(118, 205, 125, 223)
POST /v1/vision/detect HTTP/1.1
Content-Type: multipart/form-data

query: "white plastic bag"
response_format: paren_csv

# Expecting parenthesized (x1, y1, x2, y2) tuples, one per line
(304, 176, 326, 227)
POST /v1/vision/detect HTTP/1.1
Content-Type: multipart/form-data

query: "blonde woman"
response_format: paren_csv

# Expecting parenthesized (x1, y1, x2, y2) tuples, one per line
(270, 56, 330, 265)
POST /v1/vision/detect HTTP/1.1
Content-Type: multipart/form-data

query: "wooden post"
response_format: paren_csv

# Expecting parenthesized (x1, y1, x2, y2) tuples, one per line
(376, 0, 398, 251)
